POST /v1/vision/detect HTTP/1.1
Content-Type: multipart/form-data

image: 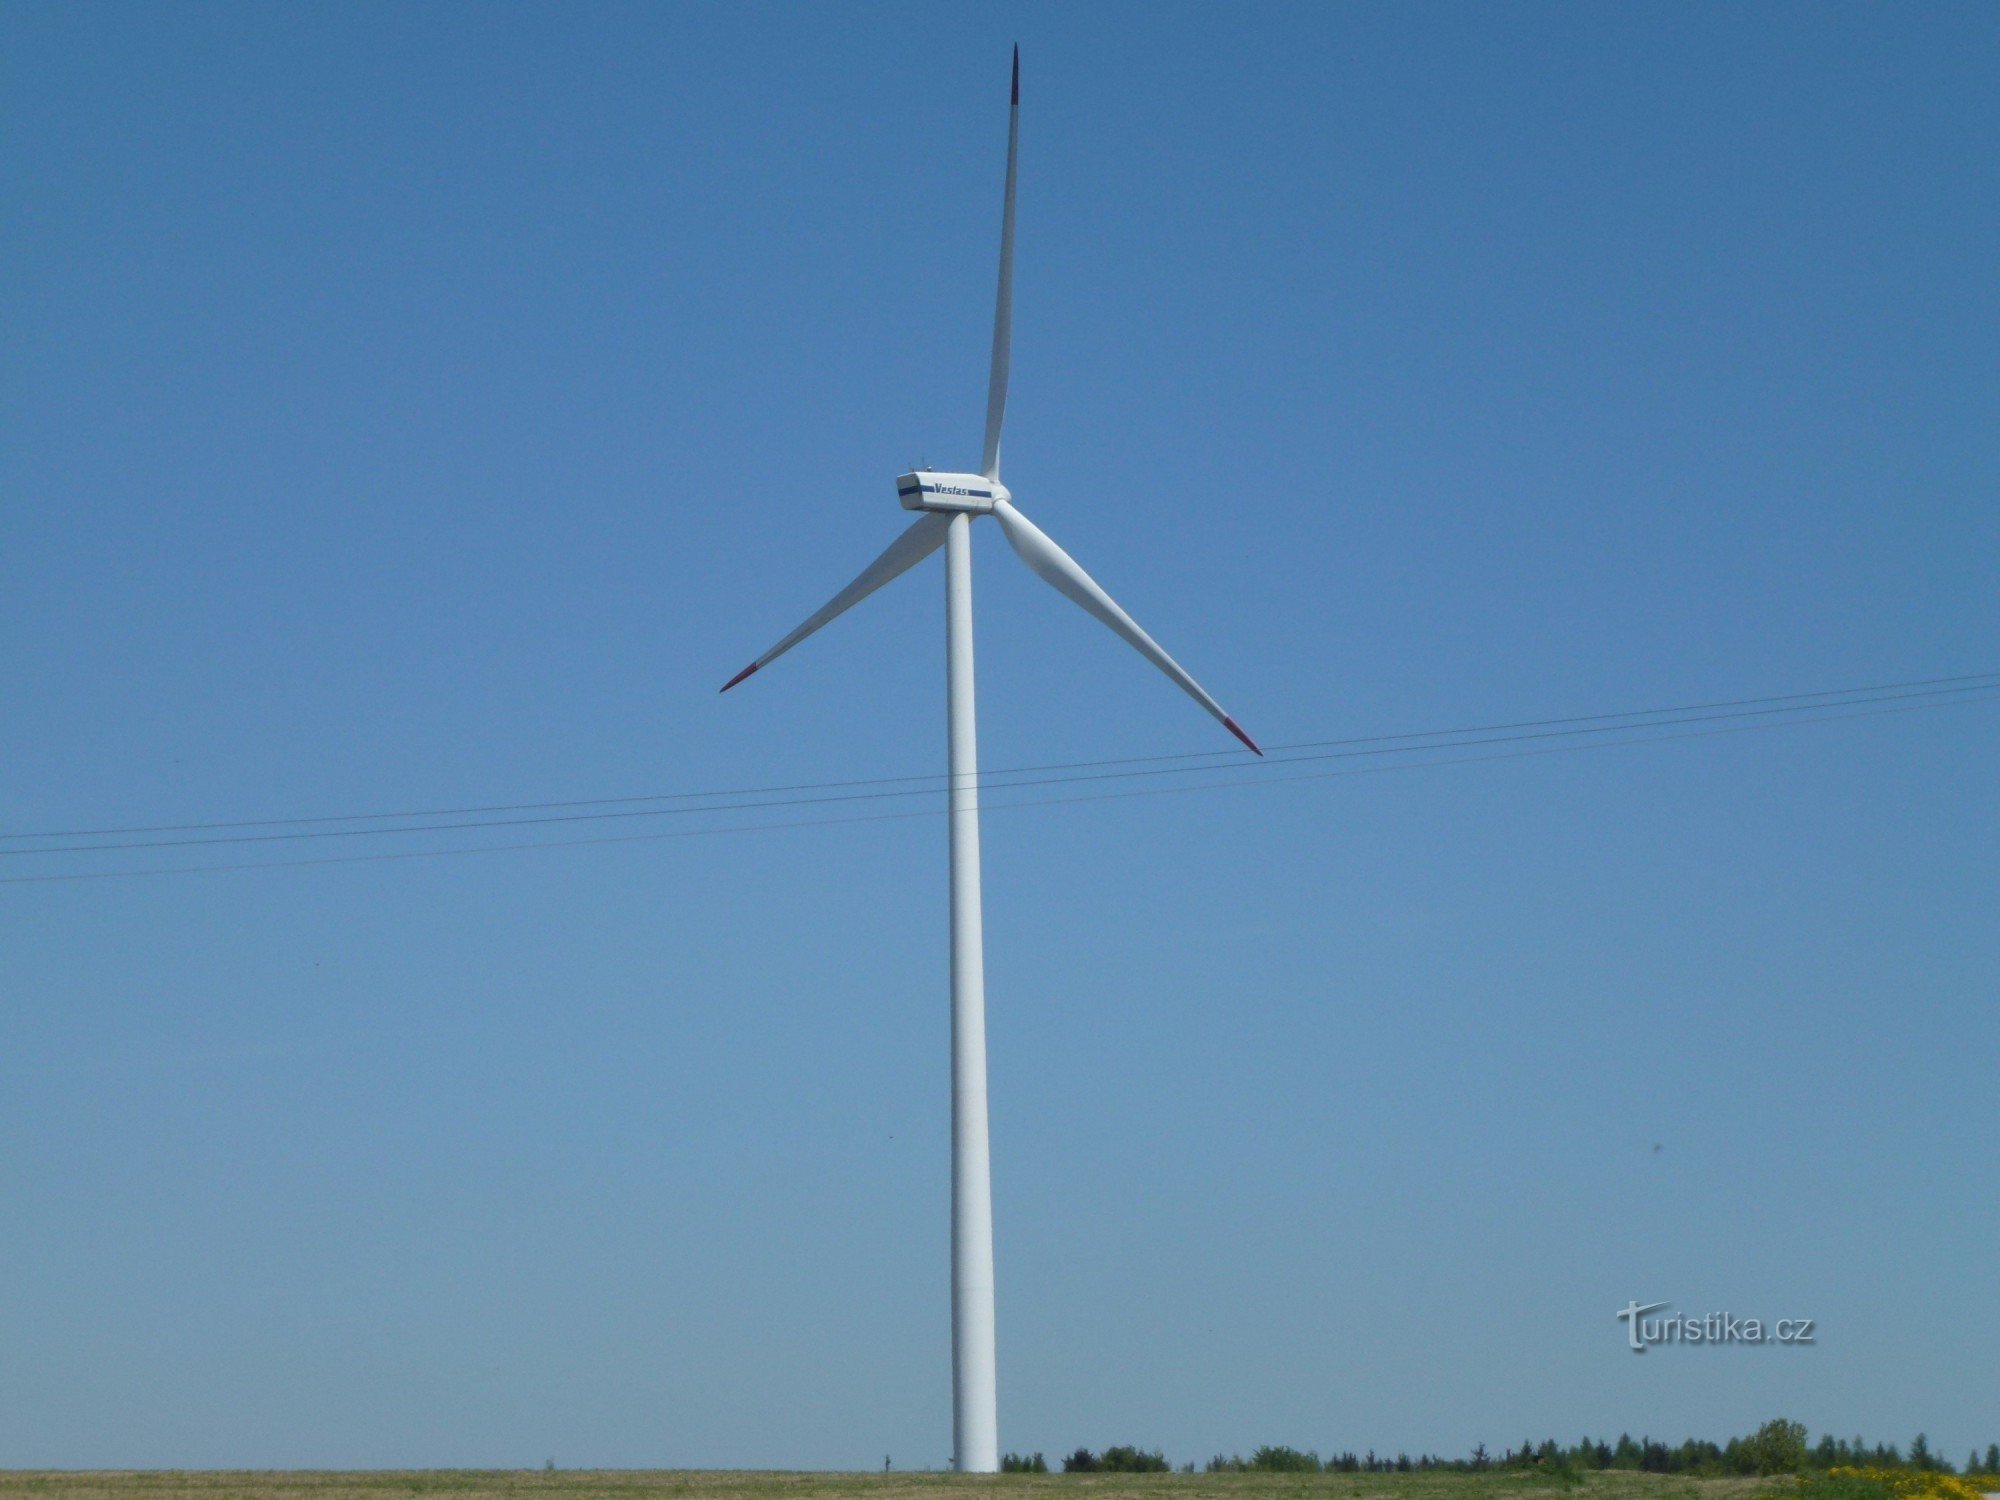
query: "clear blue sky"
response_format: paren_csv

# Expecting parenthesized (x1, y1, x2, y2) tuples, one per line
(3, 0, 1995, 1472)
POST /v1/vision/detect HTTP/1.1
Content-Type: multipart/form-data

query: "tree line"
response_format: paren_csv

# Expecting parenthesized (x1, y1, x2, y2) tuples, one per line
(1000, 1422, 2000, 1478)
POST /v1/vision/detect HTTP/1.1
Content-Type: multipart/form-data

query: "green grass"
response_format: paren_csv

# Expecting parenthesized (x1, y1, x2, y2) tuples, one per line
(0, 1469, 1769, 1500)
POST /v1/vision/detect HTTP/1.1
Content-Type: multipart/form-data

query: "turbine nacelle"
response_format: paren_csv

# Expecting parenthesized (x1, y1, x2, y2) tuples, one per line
(898, 470, 1011, 515)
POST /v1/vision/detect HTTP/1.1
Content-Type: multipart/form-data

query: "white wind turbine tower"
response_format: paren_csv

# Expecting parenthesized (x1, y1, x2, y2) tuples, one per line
(721, 49, 1259, 1472)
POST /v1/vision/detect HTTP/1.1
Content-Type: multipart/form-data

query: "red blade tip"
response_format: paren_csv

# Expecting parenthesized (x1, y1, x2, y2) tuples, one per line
(1223, 716, 1262, 755)
(721, 662, 760, 692)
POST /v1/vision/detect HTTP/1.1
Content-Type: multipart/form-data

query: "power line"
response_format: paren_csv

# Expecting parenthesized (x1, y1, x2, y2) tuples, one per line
(6, 668, 1993, 844)
(3, 689, 1989, 886)
(4, 677, 1993, 860)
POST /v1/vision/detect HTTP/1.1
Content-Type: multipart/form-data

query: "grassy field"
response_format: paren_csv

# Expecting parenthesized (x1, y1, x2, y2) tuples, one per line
(0, 1470, 1771, 1500)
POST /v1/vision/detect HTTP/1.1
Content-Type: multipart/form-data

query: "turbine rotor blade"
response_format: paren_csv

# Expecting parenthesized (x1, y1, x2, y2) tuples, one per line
(979, 48, 1018, 482)
(990, 499, 1261, 753)
(721, 512, 952, 690)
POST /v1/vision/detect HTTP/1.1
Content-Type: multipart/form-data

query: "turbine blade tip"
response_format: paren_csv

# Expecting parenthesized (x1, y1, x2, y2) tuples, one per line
(721, 662, 760, 692)
(1223, 716, 1262, 755)
(1011, 46, 1019, 105)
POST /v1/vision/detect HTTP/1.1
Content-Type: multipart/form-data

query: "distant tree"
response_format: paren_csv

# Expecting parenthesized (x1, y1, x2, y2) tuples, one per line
(1471, 1445, 1490, 1471)
(1911, 1436, 1936, 1472)
(1749, 1420, 1809, 1476)
(1968, 1453, 1979, 1477)
(1098, 1447, 1168, 1474)
(1249, 1446, 1320, 1473)
(1001, 1453, 1047, 1474)
(1986, 1446, 1999, 1474)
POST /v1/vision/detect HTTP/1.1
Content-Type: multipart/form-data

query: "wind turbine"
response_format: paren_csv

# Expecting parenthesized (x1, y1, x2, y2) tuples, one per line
(721, 49, 1259, 1472)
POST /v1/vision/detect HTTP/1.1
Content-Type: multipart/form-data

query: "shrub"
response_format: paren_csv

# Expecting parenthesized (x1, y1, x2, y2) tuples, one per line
(1249, 1446, 1321, 1473)
(1777, 1469, 1988, 1500)
(1001, 1453, 1048, 1474)
(1772, 1474, 1895, 1500)
(1524, 1458, 1585, 1488)
(1099, 1447, 1169, 1474)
